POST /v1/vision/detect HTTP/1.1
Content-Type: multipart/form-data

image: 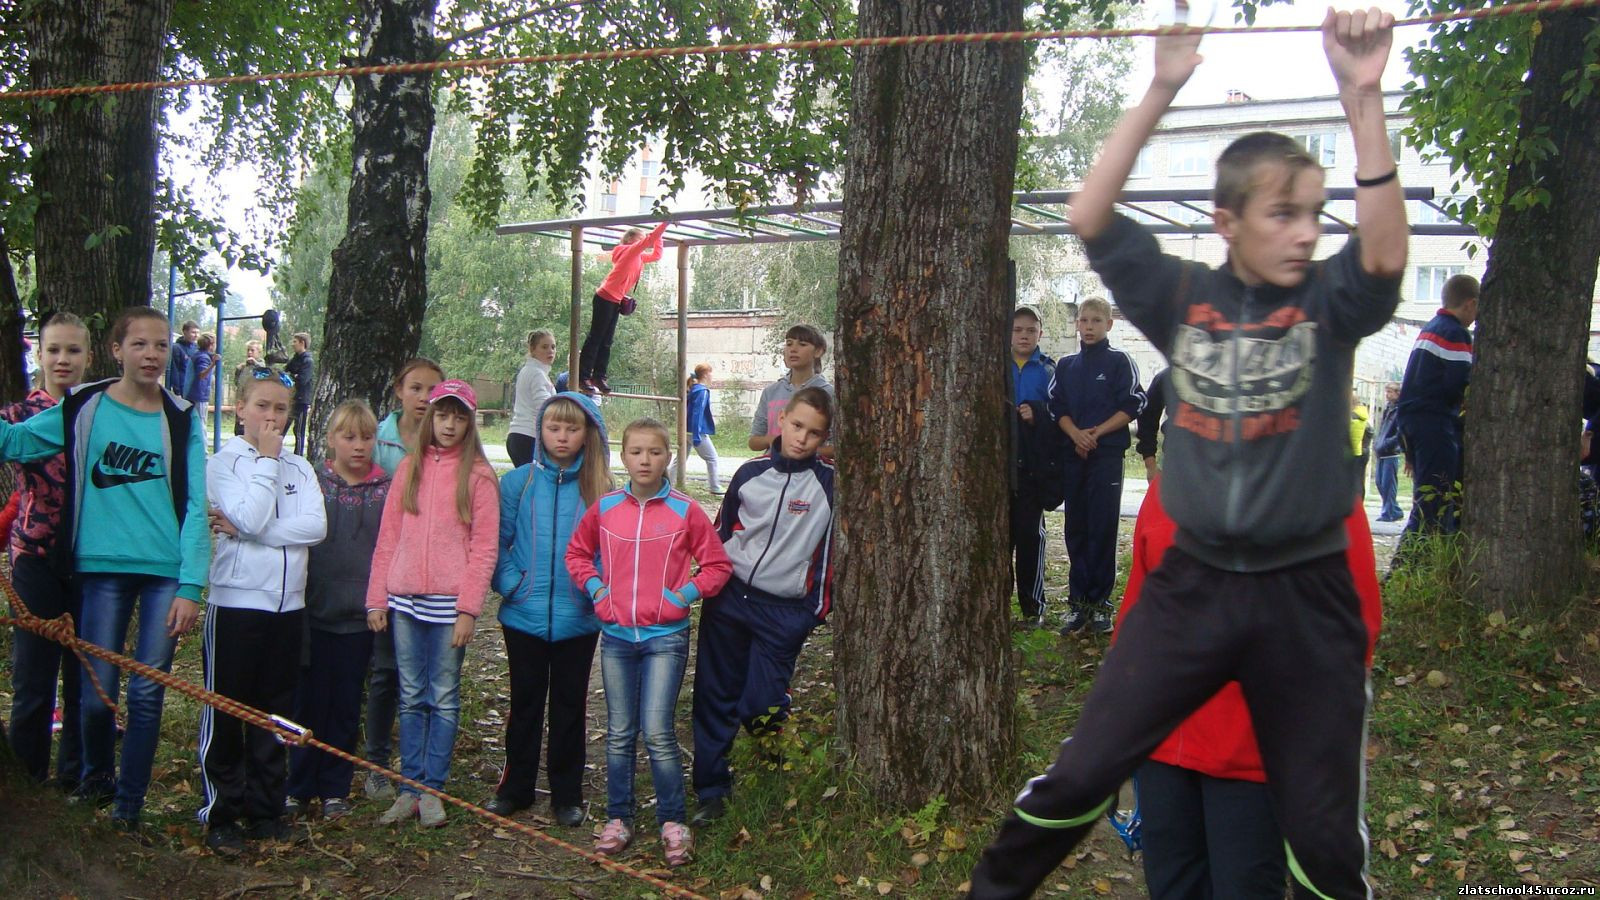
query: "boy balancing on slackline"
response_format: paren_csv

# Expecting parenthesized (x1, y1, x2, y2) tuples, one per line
(968, 7, 1406, 899)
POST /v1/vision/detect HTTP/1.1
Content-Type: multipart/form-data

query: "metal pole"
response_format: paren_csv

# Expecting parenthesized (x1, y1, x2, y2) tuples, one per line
(676, 243, 689, 490)
(569, 228, 583, 390)
(213, 303, 223, 452)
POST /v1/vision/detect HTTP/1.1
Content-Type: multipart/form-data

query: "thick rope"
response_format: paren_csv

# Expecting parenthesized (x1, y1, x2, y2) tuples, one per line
(0, 0, 1596, 103)
(0, 578, 710, 900)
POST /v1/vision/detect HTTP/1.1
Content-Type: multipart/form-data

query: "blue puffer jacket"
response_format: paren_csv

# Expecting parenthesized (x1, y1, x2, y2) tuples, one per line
(494, 392, 609, 641)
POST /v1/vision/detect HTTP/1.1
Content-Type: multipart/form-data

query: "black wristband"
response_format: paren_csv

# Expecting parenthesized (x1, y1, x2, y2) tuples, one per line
(1354, 169, 1398, 188)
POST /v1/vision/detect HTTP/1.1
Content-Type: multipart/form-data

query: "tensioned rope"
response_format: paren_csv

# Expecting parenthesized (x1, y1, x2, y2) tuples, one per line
(0, 579, 712, 900)
(0, 0, 1595, 103)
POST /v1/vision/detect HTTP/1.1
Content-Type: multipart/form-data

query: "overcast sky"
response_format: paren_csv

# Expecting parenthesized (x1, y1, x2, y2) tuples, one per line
(190, 0, 1432, 313)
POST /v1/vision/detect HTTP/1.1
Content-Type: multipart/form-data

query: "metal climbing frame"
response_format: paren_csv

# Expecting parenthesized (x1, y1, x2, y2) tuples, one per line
(498, 187, 1472, 485)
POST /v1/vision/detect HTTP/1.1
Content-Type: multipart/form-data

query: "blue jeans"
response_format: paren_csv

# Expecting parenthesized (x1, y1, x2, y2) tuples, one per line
(77, 574, 179, 821)
(1373, 455, 1403, 520)
(601, 629, 689, 825)
(392, 611, 465, 793)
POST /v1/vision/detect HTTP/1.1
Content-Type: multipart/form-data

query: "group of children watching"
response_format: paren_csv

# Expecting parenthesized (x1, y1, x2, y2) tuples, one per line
(0, 309, 838, 872)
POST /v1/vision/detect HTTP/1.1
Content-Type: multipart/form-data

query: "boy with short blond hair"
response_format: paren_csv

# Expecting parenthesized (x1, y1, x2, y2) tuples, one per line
(971, 10, 1407, 898)
(1048, 297, 1144, 634)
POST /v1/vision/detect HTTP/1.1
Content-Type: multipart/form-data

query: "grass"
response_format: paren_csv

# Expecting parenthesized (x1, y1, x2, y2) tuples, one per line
(2, 496, 1597, 896)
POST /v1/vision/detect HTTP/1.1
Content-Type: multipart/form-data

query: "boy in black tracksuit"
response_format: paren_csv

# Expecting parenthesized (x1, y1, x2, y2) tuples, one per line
(970, 11, 1407, 899)
(1048, 296, 1145, 635)
(1009, 307, 1060, 626)
(691, 387, 834, 824)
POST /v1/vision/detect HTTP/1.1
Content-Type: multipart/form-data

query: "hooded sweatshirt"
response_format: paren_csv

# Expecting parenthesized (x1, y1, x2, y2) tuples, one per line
(206, 436, 327, 613)
(494, 392, 608, 642)
(596, 221, 668, 303)
(365, 444, 500, 618)
(307, 462, 392, 633)
(374, 411, 409, 476)
(565, 479, 732, 643)
(1083, 213, 1401, 572)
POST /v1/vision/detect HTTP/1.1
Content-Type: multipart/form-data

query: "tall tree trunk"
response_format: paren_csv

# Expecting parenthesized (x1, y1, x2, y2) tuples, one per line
(1462, 10, 1600, 614)
(315, 0, 436, 449)
(0, 230, 29, 401)
(833, 0, 1025, 807)
(26, 0, 172, 372)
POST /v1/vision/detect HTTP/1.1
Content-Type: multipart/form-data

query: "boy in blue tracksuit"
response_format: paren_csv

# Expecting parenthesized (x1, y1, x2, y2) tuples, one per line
(1394, 273, 1477, 563)
(690, 386, 835, 825)
(1048, 296, 1146, 634)
(1010, 307, 1057, 625)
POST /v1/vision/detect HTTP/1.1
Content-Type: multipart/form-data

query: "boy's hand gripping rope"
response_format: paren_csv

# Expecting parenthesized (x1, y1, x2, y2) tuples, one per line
(0, 0, 1596, 103)
(0, 576, 711, 900)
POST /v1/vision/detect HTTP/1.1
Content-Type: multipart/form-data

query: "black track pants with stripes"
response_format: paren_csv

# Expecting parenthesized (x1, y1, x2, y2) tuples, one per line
(969, 549, 1372, 899)
(198, 606, 303, 828)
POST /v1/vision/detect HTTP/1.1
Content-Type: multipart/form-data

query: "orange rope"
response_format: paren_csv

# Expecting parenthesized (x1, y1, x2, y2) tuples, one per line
(1, 0, 1596, 103)
(1, 578, 711, 900)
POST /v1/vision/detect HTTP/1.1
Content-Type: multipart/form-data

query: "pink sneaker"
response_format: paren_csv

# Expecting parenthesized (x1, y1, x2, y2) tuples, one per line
(661, 821, 693, 867)
(594, 818, 632, 855)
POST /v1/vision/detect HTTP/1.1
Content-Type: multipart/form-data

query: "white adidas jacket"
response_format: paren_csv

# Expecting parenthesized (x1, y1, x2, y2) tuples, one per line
(206, 437, 327, 613)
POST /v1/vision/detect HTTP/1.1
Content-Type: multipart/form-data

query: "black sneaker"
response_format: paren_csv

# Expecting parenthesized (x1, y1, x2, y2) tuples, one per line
(1058, 605, 1089, 635)
(109, 815, 140, 834)
(689, 795, 726, 826)
(554, 805, 586, 827)
(482, 796, 526, 817)
(69, 777, 115, 809)
(205, 823, 247, 857)
(1088, 604, 1116, 635)
(246, 817, 295, 843)
(593, 376, 614, 395)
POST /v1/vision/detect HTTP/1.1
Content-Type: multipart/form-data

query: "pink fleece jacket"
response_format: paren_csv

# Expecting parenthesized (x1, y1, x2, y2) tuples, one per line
(365, 444, 501, 617)
(596, 221, 668, 303)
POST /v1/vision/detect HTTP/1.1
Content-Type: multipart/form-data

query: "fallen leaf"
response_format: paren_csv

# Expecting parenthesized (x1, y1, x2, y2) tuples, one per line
(910, 852, 930, 868)
(876, 882, 893, 895)
(821, 786, 839, 800)
(1426, 670, 1449, 688)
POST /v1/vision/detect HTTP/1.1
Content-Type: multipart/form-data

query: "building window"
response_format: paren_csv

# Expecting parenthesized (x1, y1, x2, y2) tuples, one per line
(1414, 196, 1466, 225)
(1415, 265, 1463, 303)
(1388, 127, 1405, 162)
(1168, 140, 1209, 176)
(638, 194, 657, 211)
(1130, 146, 1152, 178)
(1301, 131, 1337, 167)
(641, 159, 660, 177)
(600, 192, 618, 213)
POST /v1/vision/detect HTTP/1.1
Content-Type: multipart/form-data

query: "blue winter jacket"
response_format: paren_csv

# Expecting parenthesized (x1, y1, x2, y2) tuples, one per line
(493, 392, 609, 641)
(687, 382, 716, 445)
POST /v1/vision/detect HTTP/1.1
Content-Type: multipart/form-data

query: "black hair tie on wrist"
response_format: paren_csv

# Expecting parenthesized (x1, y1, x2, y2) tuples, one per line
(1355, 169, 1398, 188)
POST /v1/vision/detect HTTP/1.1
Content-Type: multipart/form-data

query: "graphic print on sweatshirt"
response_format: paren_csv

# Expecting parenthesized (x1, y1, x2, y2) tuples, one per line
(1167, 303, 1316, 443)
(91, 440, 166, 488)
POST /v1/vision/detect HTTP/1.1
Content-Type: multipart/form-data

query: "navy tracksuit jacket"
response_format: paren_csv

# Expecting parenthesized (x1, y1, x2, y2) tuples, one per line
(1395, 308, 1472, 536)
(1047, 339, 1146, 607)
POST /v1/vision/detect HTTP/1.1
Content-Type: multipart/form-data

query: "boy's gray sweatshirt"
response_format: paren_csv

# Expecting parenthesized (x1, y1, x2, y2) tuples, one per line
(1083, 213, 1400, 572)
(751, 373, 835, 439)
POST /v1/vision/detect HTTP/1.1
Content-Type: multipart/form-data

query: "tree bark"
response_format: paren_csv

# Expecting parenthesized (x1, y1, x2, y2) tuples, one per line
(314, 0, 437, 451)
(0, 230, 29, 401)
(1462, 10, 1600, 613)
(26, 0, 173, 373)
(833, 0, 1025, 807)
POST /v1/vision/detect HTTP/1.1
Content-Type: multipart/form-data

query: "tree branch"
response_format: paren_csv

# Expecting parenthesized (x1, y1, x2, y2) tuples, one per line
(435, 0, 597, 54)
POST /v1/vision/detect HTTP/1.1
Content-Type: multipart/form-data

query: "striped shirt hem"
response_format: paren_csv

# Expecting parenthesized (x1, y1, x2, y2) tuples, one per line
(388, 593, 459, 625)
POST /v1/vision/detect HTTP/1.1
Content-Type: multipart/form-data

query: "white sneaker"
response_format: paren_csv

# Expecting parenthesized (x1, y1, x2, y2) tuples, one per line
(377, 793, 419, 825)
(417, 793, 447, 828)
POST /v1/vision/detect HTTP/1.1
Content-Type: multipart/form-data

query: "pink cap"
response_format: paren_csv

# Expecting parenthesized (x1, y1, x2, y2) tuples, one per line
(428, 379, 477, 412)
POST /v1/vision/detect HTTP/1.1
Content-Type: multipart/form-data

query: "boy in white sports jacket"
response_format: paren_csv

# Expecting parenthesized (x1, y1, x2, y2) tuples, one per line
(690, 387, 834, 824)
(197, 369, 326, 852)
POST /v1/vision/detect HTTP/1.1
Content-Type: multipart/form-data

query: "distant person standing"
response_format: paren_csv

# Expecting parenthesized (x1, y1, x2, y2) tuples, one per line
(1394, 274, 1477, 562)
(167, 320, 201, 397)
(232, 341, 264, 436)
(286, 332, 314, 457)
(1372, 382, 1404, 521)
(507, 330, 558, 468)
(188, 334, 219, 428)
(578, 222, 668, 395)
(675, 364, 722, 494)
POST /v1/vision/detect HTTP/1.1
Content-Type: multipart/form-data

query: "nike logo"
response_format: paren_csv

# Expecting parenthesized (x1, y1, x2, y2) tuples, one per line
(91, 442, 164, 488)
